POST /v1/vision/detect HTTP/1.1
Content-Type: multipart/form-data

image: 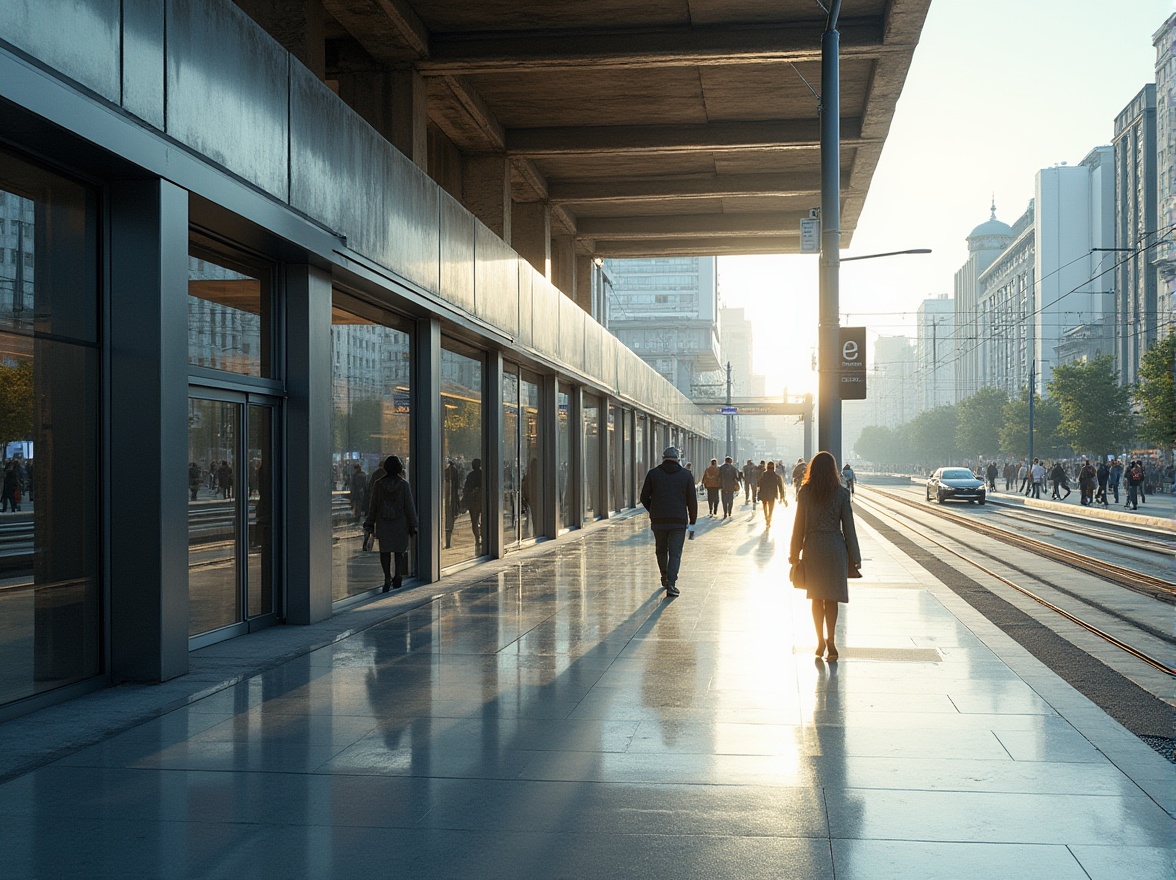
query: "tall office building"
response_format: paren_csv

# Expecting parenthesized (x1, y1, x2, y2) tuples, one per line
(1153, 15, 1176, 331)
(914, 295, 955, 413)
(602, 257, 722, 397)
(1114, 85, 1160, 385)
(953, 203, 1014, 399)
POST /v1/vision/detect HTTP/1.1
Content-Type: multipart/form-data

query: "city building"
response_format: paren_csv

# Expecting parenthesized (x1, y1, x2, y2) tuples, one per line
(1152, 14, 1176, 328)
(954, 149, 1117, 402)
(1114, 85, 1160, 385)
(914, 294, 955, 413)
(602, 257, 722, 398)
(953, 203, 1014, 399)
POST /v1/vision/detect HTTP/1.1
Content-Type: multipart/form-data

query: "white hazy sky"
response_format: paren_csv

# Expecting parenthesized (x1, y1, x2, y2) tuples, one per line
(717, 0, 1174, 397)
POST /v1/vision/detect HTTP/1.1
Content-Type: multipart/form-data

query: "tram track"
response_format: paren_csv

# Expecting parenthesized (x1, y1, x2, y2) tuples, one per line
(861, 484, 1176, 603)
(854, 488, 1175, 680)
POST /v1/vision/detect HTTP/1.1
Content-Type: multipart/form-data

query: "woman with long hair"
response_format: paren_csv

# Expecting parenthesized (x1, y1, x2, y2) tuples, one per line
(789, 451, 861, 660)
(364, 455, 419, 591)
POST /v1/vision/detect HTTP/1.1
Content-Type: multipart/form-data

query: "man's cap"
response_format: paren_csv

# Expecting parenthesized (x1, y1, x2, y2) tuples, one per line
(662, 446, 680, 461)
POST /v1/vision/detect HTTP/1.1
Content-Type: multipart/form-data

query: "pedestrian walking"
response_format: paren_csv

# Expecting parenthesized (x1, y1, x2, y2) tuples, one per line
(841, 462, 856, 495)
(1030, 459, 1046, 499)
(791, 457, 807, 500)
(1108, 457, 1122, 505)
(1125, 460, 1143, 510)
(701, 458, 721, 516)
(718, 456, 741, 518)
(640, 446, 698, 598)
(742, 459, 756, 504)
(364, 455, 419, 592)
(1095, 459, 1109, 506)
(1078, 460, 1097, 506)
(1017, 461, 1029, 495)
(757, 460, 787, 526)
(462, 458, 484, 554)
(789, 452, 862, 662)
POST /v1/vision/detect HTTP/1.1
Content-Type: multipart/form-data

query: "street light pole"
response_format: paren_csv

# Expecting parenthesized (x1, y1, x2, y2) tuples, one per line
(817, 0, 843, 464)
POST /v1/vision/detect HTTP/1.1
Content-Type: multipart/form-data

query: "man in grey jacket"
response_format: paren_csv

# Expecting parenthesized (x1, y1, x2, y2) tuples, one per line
(640, 446, 698, 598)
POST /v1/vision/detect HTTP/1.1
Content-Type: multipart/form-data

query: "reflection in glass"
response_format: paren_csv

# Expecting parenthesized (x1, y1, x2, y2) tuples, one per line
(621, 408, 632, 509)
(503, 366, 519, 547)
(520, 374, 543, 540)
(246, 405, 274, 618)
(188, 398, 240, 635)
(583, 394, 600, 521)
(330, 304, 412, 600)
(608, 405, 618, 512)
(188, 236, 272, 377)
(0, 148, 100, 707)
(441, 342, 485, 567)
(635, 414, 647, 499)
(556, 384, 570, 530)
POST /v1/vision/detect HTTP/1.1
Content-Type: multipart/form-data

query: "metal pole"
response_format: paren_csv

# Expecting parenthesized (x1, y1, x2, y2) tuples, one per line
(818, 2, 842, 464)
(725, 361, 733, 458)
(1027, 364, 1035, 470)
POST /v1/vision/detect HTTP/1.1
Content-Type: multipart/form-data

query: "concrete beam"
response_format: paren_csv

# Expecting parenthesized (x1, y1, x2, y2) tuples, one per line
(507, 118, 862, 157)
(590, 235, 801, 257)
(336, 67, 428, 169)
(418, 19, 889, 75)
(238, 0, 326, 78)
(548, 172, 845, 205)
(321, 0, 429, 63)
(577, 211, 811, 239)
(512, 201, 551, 278)
(463, 154, 512, 242)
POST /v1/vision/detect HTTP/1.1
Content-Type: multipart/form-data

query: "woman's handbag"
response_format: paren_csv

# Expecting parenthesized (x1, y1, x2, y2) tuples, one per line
(789, 559, 806, 588)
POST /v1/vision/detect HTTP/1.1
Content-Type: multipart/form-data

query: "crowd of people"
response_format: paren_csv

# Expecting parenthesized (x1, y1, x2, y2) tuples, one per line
(977, 456, 1172, 510)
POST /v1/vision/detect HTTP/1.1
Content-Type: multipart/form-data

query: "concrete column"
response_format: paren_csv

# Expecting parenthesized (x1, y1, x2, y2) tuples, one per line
(551, 234, 575, 295)
(463, 155, 512, 243)
(284, 264, 334, 625)
(512, 201, 551, 279)
(108, 178, 189, 682)
(568, 385, 583, 529)
(413, 317, 442, 583)
(573, 254, 595, 316)
(236, 0, 325, 79)
(336, 67, 428, 171)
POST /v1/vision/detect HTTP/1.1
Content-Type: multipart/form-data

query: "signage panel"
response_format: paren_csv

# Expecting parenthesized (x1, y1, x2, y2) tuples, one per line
(839, 326, 867, 400)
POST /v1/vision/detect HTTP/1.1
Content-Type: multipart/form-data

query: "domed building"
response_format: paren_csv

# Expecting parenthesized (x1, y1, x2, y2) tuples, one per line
(954, 201, 1014, 398)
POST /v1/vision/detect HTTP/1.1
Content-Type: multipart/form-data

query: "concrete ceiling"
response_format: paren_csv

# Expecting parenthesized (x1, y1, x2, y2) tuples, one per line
(322, 0, 932, 257)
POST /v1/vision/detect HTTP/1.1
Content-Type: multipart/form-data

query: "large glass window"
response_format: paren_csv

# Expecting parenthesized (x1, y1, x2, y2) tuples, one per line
(441, 340, 485, 567)
(188, 233, 273, 378)
(503, 365, 520, 548)
(583, 394, 600, 521)
(330, 299, 413, 600)
(608, 404, 618, 512)
(556, 384, 571, 531)
(520, 373, 544, 540)
(635, 414, 647, 496)
(0, 148, 100, 705)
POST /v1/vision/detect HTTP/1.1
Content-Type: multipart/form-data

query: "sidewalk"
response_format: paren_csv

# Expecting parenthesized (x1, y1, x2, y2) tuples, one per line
(0, 501, 1172, 879)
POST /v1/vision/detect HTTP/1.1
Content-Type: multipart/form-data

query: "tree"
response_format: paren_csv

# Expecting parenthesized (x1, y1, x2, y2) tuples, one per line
(854, 425, 903, 468)
(909, 405, 959, 465)
(0, 360, 34, 453)
(1000, 391, 1065, 460)
(1133, 334, 1175, 449)
(955, 386, 1008, 459)
(1047, 355, 1135, 456)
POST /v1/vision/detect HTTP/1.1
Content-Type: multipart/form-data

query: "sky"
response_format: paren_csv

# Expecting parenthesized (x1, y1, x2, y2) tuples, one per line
(716, 0, 1174, 398)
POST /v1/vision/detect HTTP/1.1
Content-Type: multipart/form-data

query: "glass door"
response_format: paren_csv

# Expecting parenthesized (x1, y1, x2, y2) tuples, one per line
(503, 365, 520, 548)
(188, 392, 279, 641)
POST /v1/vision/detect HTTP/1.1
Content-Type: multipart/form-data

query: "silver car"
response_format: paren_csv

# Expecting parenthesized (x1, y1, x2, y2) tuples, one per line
(926, 467, 987, 505)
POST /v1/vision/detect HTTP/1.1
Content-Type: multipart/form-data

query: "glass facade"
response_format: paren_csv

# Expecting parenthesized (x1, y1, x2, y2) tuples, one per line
(556, 383, 571, 530)
(0, 148, 101, 704)
(634, 414, 647, 495)
(330, 299, 413, 600)
(188, 235, 273, 378)
(441, 340, 485, 567)
(583, 394, 600, 521)
(520, 373, 543, 541)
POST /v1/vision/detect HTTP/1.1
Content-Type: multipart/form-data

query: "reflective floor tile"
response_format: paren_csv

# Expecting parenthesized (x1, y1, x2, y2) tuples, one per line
(831, 839, 1091, 880)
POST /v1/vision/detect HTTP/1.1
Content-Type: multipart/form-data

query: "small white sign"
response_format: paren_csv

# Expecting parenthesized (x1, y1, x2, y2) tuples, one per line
(800, 218, 820, 253)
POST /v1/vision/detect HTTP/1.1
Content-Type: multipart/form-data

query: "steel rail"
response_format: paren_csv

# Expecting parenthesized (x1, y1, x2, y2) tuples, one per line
(854, 492, 1176, 678)
(860, 484, 1176, 603)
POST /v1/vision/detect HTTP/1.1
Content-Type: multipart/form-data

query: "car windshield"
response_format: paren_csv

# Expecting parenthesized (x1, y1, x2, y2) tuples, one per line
(941, 469, 976, 480)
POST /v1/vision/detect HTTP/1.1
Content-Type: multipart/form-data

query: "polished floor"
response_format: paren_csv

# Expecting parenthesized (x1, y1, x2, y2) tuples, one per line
(2, 500, 1173, 879)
